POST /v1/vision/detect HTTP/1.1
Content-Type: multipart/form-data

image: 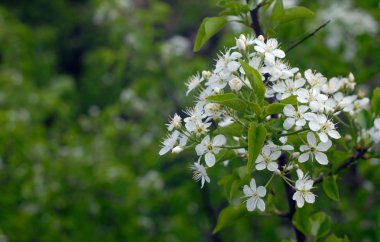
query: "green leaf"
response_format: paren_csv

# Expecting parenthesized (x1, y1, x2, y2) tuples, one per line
(280, 95, 298, 105)
(213, 204, 247, 233)
(215, 123, 244, 137)
(325, 234, 350, 242)
(193, 17, 228, 52)
(271, 0, 284, 25)
(207, 93, 247, 112)
(356, 109, 372, 129)
(371, 87, 380, 116)
(280, 6, 314, 24)
(309, 212, 331, 238)
(218, 2, 250, 16)
(264, 103, 286, 116)
(323, 175, 340, 201)
(292, 206, 312, 235)
(239, 60, 266, 103)
(251, 103, 263, 117)
(247, 122, 267, 170)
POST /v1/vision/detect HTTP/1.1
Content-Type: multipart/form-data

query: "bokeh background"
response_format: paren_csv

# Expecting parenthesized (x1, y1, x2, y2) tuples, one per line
(0, 0, 379, 241)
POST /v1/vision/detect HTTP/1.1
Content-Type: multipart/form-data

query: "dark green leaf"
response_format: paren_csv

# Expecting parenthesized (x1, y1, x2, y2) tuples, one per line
(239, 60, 266, 103)
(280, 6, 314, 24)
(323, 175, 340, 201)
(372, 87, 380, 116)
(215, 123, 244, 137)
(247, 122, 267, 170)
(213, 204, 247, 233)
(193, 17, 228, 52)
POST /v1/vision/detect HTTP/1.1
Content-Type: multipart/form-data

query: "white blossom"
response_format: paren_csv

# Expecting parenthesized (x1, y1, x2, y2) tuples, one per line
(283, 104, 309, 130)
(195, 135, 226, 167)
(298, 132, 332, 165)
(243, 178, 266, 212)
(292, 169, 315, 208)
(190, 161, 210, 188)
(255, 146, 281, 171)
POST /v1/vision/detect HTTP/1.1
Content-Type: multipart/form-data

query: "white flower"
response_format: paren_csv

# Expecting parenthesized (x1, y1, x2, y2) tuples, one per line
(261, 59, 297, 82)
(254, 36, 285, 65)
(190, 161, 210, 188)
(304, 69, 327, 89)
(166, 113, 182, 131)
(159, 130, 180, 155)
(243, 178, 266, 212)
(228, 75, 244, 91)
(292, 169, 316, 208)
(283, 104, 309, 130)
(186, 73, 204, 95)
(321, 77, 342, 94)
(296, 88, 328, 112)
(272, 78, 306, 100)
(255, 146, 281, 171)
(195, 135, 226, 167)
(214, 49, 242, 78)
(369, 118, 380, 144)
(298, 132, 332, 165)
(267, 136, 294, 151)
(308, 114, 341, 142)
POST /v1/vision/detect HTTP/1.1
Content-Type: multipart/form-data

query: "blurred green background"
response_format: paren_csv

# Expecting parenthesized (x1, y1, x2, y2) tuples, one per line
(0, 0, 379, 241)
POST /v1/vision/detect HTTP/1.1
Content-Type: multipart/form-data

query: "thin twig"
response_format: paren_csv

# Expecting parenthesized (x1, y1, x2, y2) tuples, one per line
(286, 20, 331, 54)
(278, 154, 306, 242)
(314, 147, 367, 184)
(247, 1, 263, 36)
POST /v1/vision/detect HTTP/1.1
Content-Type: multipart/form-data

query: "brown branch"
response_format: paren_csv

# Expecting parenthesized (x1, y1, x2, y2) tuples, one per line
(247, 1, 263, 36)
(314, 147, 368, 184)
(285, 20, 331, 54)
(278, 154, 306, 242)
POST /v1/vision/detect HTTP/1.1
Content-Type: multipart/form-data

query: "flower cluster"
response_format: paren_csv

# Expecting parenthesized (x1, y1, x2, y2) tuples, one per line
(160, 33, 376, 212)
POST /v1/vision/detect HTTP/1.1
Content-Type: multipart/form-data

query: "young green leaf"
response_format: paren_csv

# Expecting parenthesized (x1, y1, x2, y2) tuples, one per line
(280, 6, 314, 24)
(323, 175, 340, 201)
(193, 17, 228, 52)
(213, 204, 247, 233)
(239, 60, 266, 103)
(371, 87, 380, 116)
(264, 103, 286, 116)
(309, 212, 331, 238)
(247, 122, 267, 170)
(292, 206, 312, 235)
(207, 93, 247, 112)
(271, 0, 284, 25)
(325, 234, 350, 242)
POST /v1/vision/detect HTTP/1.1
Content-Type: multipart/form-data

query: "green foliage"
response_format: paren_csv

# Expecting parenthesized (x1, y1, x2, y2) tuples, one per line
(247, 122, 267, 170)
(372, 88, 380, 116)
(213, 204, 247, 234)
(323, 175, 340, 202)
(239, 60, 266, 103)
(193, 17, 228, 52)
(207, 93, 247, 112)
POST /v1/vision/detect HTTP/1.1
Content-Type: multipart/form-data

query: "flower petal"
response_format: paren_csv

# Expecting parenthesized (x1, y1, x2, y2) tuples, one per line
(298, 152, 310, 163)
(205, 152, 216, 167)
(315, 152, 328, 165)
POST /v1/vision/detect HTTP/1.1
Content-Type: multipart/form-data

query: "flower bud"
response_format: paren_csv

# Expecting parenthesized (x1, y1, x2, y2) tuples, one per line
(236, 38, 246, 51)
(257, 35, 265, 42)
(295, 72, 302, 79)
(202, 70, 211, 80)
(172, 146, 183, 154)
(291, 152, 300, 160)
